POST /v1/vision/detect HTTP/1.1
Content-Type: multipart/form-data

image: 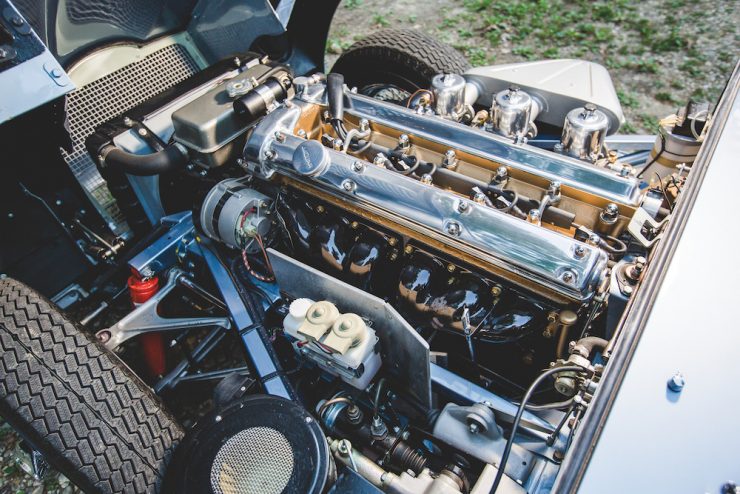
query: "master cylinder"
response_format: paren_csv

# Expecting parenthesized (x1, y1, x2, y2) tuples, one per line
(283, 299, 381, 389)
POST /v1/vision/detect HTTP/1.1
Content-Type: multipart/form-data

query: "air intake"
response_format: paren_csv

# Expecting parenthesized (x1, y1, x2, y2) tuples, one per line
(165, 395, 333, 494)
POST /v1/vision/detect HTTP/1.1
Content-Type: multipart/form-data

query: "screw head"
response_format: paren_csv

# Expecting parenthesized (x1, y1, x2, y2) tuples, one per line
(667, 372, 685, 392)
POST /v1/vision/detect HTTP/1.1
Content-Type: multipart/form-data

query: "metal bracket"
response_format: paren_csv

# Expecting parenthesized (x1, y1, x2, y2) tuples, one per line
(97, 269, 231, 349)
(627, 207, 670, 248)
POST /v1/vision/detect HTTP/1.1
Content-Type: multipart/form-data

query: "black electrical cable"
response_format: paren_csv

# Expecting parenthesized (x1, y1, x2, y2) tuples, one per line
(373, 377, 387, 417)
(637, 132, 665, 178)
(490, 365, 585, 493)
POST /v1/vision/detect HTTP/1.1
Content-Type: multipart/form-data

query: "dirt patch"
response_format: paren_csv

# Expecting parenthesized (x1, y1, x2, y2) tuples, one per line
(328, 0, 739, 133)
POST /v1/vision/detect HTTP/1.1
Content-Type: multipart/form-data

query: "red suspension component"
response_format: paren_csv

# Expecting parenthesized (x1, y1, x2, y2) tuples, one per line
(128, 273, 166, 376)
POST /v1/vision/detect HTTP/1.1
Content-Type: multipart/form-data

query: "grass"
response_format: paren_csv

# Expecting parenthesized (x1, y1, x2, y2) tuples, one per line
(328, 0, 739, 132)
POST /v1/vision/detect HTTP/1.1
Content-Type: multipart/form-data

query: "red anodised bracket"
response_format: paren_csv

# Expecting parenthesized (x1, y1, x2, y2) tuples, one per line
(128, 273, 166, 376)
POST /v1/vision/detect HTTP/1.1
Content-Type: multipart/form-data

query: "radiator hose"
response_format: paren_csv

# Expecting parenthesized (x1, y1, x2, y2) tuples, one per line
(99, 143, 189, 176)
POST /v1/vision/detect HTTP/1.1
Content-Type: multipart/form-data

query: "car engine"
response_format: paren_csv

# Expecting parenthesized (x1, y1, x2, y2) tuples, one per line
(77, 52, 690, 493)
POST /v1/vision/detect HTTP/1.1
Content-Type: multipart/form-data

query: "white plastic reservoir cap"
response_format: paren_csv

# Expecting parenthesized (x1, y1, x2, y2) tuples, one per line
(289, 298, 314, 319)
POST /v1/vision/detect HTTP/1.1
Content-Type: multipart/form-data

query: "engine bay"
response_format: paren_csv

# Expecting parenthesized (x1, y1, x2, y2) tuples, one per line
(12, 46, 706, 493)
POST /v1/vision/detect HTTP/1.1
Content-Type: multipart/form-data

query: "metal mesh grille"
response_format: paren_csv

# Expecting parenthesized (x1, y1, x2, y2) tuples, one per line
(62, 43, 200, 233)
(211, 427, 295, 494)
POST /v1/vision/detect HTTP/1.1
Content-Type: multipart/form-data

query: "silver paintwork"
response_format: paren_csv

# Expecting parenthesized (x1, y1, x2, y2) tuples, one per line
(0, 2, 75, 123)
(561, 104, 609, 161)
(98, 269, 231, 350)
(267, 249, 432, 409)
(245, 105, 608, 302)
(431, 73, 467, 120)
(341, 93, 642, 206)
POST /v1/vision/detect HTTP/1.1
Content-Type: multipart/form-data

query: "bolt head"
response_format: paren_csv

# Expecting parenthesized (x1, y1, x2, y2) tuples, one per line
(137, 128, 147, 136)
(574, 245, 586, 258)
(457, 201, 469, 213)
(341, 179, 357, 192)
(352, 161, 365, 173)
(445, 221, 461, 236)
(468, 423, 479, 434)
(420, 174, 433, 184)
(398, 134, 410, 145)
(667, 372, 685, 392)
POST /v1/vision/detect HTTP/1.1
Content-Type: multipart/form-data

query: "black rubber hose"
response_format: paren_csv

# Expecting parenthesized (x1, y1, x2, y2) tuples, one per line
(491, 365, 585, 493)
(327, 72, 345, 123)
(101, 144, 188, 176)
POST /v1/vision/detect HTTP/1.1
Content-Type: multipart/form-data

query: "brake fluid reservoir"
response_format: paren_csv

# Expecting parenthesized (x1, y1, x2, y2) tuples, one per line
(283, 299, 381, 389)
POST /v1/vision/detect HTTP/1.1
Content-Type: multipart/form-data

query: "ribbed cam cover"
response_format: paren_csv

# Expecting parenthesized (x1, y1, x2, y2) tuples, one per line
(245, 105, 608, 302)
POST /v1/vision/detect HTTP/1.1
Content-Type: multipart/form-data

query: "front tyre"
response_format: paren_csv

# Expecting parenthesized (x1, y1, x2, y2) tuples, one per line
(0, 277, 183, 493)
(331, 29, 471, 100)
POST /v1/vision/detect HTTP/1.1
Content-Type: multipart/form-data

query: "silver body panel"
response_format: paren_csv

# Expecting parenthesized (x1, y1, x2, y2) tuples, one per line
(245, 104, 609, 302)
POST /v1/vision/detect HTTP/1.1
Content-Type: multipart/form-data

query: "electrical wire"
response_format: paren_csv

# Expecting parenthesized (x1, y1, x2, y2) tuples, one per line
(373, 377, 387, 417)
(490, 365, 585, 493)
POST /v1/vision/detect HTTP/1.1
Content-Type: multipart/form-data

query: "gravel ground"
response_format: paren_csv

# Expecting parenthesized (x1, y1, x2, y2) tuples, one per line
(0, 421, 79, 494)
(328, 0, 739, 132)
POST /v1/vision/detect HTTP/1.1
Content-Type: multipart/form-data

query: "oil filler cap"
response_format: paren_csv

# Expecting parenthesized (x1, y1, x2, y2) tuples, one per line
(293, 140, 329, 177)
